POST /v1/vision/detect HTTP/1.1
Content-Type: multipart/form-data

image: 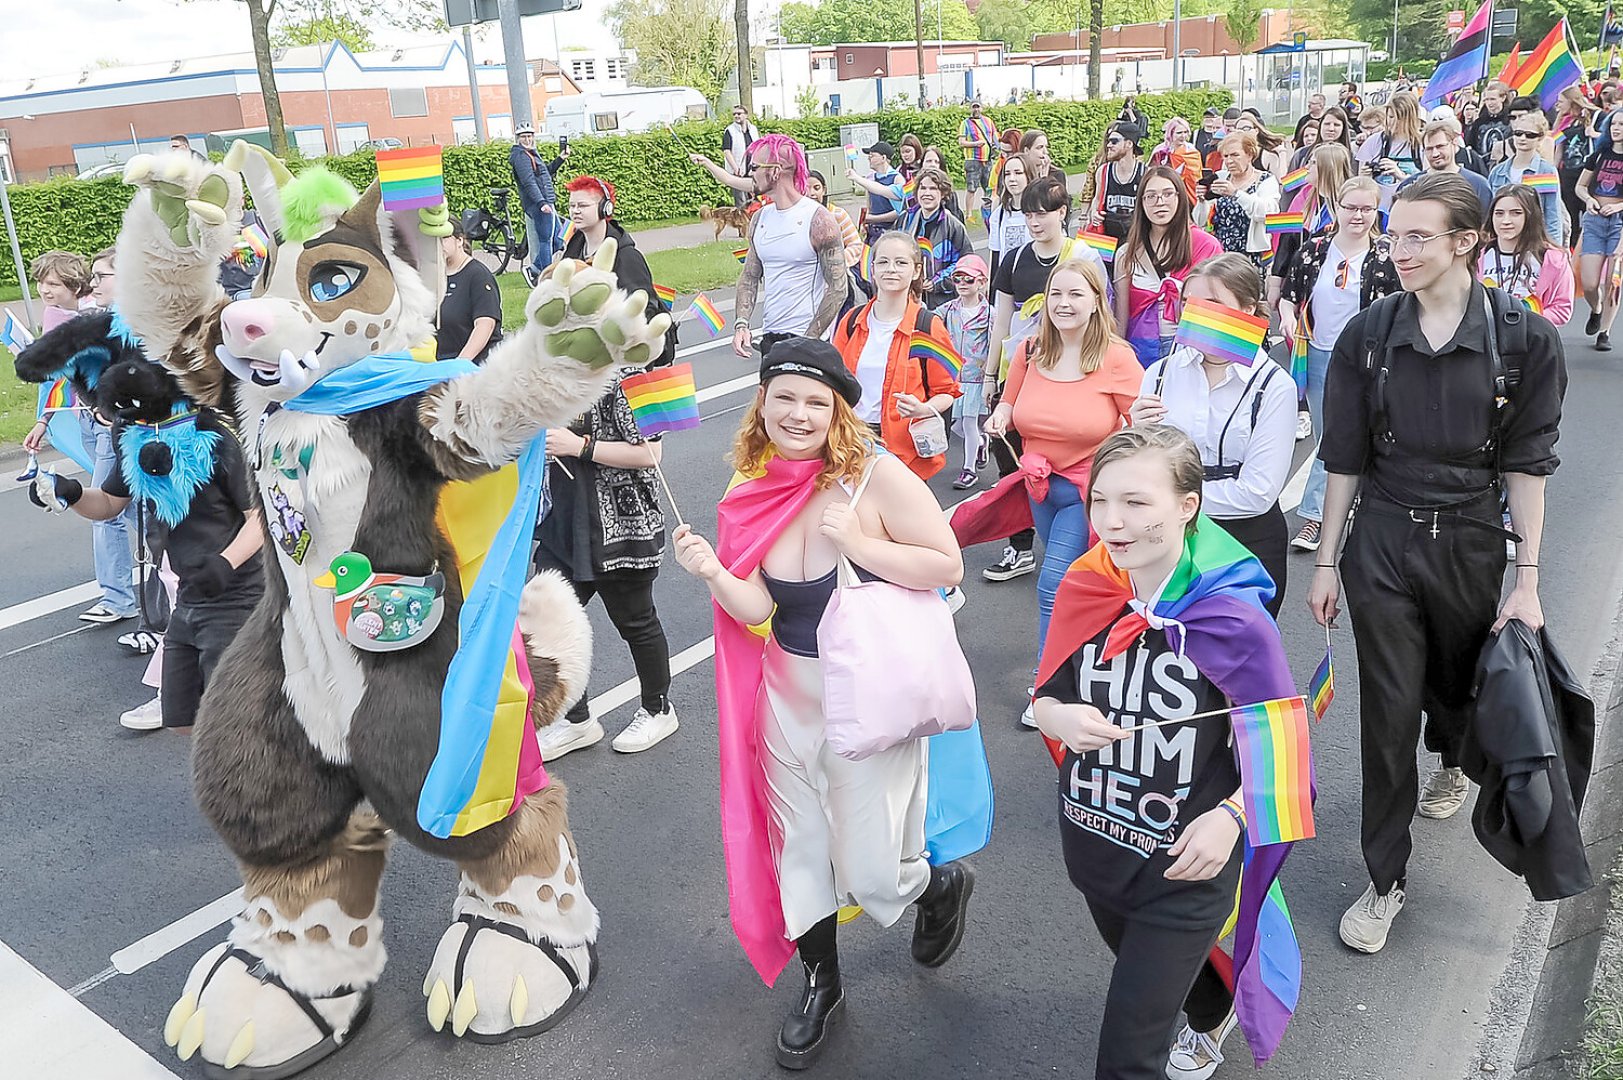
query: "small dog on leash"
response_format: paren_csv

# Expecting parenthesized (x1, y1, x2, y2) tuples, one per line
(700, 205, 752, 239)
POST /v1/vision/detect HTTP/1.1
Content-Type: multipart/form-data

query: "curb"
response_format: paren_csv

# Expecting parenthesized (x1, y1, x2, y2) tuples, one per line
(1512, 612, 1623, 1079)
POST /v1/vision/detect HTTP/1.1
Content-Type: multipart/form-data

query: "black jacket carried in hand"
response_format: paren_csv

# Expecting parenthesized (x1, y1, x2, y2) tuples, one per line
(1461, 621, 1596, 901)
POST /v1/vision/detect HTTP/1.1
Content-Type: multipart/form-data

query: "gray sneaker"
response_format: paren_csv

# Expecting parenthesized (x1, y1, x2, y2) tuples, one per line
(1166, 1010, 1238, 1080)
(1339, 882, 1406, 953)
(1417, 765, 1470, 819)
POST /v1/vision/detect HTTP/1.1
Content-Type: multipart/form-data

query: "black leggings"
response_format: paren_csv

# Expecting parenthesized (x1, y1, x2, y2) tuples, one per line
(1084, 897, 1234, 1080)
(538, 564, 671, 724)
(162, 598, 258, 729)
(1213, 504, 1288, 618)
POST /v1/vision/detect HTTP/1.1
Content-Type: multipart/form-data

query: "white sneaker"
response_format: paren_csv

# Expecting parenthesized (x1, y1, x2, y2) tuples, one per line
(1020, 686, 1038, 729)
(1339, 881, 1406, 953)
(612, 705, 680, 753)
(119, 696, 164, 731)
(79, 603, 135, 624)
(943, 586, 966, 615)
(537, 718, 604, 761)
(1166, 1010, 1239, 1080)
(1417, 764, 1471, 819)
(1295, 411, 1313, 441)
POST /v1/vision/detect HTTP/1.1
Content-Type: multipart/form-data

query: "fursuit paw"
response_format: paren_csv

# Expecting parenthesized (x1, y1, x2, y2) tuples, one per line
(164, 941, 374, 1078)
(524, 239, 672, 370)
(124, 152, 239, 249)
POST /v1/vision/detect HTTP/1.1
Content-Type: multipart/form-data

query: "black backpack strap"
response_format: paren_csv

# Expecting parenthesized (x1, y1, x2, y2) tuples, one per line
(1363, 292, 1404, 448)
(841, 306, 863, 343)
(1481, 284, 1522, 476)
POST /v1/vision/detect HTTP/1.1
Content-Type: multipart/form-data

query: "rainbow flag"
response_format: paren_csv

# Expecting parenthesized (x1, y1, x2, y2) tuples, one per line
(1174, 298, 1271, 367)
(903, 174, 918, 198)
(620, 362, 701, 435)
(1265, 211, 1305, 236)
(684, 292, 726, 337)
(917, 234, 934, 257)
(733, 246, 750, 264)
(988, 154, 1005, 196)
(240, 222, 270, 259)
(909, 332, 962, 383)
(653, 282, 678, 306)
(1524, 293, 1545, 316)
(1522, 171, 1560, 193)
(1308, 648, 1334, 723)
(374, 146, 445, 211)
(1279, 166, 1310, 194)
(1080, 230, 1118, 259)
(1509, 18, 1583, 109)
(1289, 315, 1311, 394)
(41, 377, 75, 412)
(1230, 697, 1316, 846)
(859, 243, 875, 282)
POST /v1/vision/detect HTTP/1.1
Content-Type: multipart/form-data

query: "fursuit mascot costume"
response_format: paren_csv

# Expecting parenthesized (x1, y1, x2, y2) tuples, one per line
(107, 143, 667, 1077)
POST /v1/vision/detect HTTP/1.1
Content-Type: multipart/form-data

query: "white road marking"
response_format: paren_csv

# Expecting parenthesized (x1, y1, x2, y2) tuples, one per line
(587, 635, 715, 721)
(1, 622, 97, 659)
(110, 889, 245, 976)
(0, 581, 103, 633)
(0, 942, 180, 1077)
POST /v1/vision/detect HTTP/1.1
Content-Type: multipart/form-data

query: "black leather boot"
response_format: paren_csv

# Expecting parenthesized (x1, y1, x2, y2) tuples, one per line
(911, 861, 975, 967)
(775, 959, 844, 1070)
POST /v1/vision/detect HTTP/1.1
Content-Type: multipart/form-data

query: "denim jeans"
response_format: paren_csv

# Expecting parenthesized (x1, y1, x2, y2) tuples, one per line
(1299, 344, 1332, 523)
(83, 413, 139, 615)
(527, 207, 556, 274)
(1030, 474, 1090, 653)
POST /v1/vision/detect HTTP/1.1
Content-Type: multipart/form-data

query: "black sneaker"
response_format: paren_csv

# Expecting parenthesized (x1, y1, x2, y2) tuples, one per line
(1587, 311, 1603, 336)
(1600, 332, 1613, 352)
(982, 546, 1036, 582)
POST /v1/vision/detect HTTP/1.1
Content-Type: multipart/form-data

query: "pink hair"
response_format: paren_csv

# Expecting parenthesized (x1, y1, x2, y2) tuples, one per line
(746, 133, 808, 194)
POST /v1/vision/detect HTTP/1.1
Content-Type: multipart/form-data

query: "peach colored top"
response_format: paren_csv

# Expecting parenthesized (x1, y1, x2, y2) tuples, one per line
(1005, 339, 1140, 475)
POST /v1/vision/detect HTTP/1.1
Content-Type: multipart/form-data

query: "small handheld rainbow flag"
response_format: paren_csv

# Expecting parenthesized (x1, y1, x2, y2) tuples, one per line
(1522, 171, 1560, 193)
(1289, 316, 1311, 394)
(620, 362, 701, 436)
(1080, 231, 1118, 259)
(917, 234, 934, 257)
(1174, 298, 1271, 368)
(685, 292, 726, 337)
(653, 283, 678, 306)
(903, 174, 918, 198)
(909, 332, 962, 383)
(1265, 212, 1305, 236)
(733, 246, 750, 264)
(1280, 166, 1311, 194)
(1308, 636, 1334, 723)
(374, 146, 445, 211)
(240, 222, 270, 259)
(1230, 696, 1316, 846)
(41, 377, 76, 412)
(1525, 293, 1545, 316)
(859, 243, 875, 282)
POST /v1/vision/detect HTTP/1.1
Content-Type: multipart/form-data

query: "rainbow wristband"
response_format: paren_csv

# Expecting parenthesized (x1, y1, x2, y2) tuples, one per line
(1219, 798, 1246, 831)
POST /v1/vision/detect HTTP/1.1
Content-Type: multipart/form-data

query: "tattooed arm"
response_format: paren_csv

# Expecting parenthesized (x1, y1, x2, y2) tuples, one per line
(805, 206, 850, 340)
(733, 211, 765, 358)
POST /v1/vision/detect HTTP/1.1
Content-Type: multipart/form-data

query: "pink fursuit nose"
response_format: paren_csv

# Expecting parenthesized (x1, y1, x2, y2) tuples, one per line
(221, 298, 280, 348)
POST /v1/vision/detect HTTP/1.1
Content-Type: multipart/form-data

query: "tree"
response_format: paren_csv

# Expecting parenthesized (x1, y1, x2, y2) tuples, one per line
(972, 0, 1037, 49)
(272, 11, 375, 51)
(605, 0, 739, 104)
(736, 0, 753, 114)
(1225, 0, 1264, 54)
(778, 0, 980, 45)
(1088, 0, 1102, 97)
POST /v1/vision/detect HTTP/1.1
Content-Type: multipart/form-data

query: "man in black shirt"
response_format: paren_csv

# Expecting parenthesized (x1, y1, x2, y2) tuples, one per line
(1309, 174, 1565, 954)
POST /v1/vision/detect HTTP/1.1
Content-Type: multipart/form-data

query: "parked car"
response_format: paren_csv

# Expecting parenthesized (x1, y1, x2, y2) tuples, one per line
(75, 161, 127, 180)
(358, 138, 404, 153)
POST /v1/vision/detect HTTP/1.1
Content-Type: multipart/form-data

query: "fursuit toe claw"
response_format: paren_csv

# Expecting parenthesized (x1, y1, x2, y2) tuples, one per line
(553, 260, 576, 288)
(177, 1007, 206, 1061)
(123, 155, 155, 184)
(451, 980, 478, 1037)
(164, 993, 197, 1047)
(648, 312, 672, 339)
(592, 238, 617, 271)
(223, 1020, 255, 1069)
(510, 976, 529, 1029)
(426, 979, 452, 1032)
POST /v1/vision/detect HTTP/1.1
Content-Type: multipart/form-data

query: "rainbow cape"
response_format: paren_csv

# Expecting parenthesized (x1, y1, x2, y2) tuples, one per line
(713, 455, 994, 984)
(283, 353, 547, 839)
(1035, 521, 1310, 1064)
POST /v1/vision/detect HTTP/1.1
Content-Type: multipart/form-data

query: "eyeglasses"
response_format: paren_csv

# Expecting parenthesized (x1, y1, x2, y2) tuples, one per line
(90, 271, 115, 282)
(1511, 129, 1542, 139)
(1389, 229, 1461, 255)
(1141, 189, 1179, 204)
(1339, 202, 1379, 216)
(1106, 136, 1124, 145)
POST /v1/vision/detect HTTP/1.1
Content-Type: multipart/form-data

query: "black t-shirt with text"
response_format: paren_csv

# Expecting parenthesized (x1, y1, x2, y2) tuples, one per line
(1039, 613, 1241, 925)
(438, 260, 505, 362)
(103, 422, 264, 607)
(1585, 142, 1623, 200)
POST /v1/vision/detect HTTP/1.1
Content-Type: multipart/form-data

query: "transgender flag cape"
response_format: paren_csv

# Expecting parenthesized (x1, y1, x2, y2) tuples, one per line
(1034, 519, 1312, 1063)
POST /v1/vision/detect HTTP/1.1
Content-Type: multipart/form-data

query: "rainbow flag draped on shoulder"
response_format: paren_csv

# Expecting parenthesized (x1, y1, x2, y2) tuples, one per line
(1034, 520, 1313, 1064)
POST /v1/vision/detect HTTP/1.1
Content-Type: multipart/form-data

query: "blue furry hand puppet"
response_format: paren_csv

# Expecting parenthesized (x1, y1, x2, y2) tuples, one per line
(107, 143, 670, 1076)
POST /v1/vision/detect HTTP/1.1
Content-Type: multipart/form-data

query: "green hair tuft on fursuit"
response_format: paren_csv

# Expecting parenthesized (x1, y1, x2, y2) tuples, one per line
(279, 168, 359, 245)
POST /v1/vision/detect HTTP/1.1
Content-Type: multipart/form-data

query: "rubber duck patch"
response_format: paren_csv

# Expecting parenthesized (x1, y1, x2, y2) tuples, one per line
(314, 550, 446, 652)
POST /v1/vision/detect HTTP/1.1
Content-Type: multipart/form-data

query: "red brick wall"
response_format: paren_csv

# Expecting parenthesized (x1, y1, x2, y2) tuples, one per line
(8, 94, 248, 179)
(1031, 11, 1301, 57)
(834, 44, 995, 80)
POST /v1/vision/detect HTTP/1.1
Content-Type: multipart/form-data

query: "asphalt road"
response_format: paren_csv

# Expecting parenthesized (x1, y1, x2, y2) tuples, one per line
(4, 308, 1623, 1080)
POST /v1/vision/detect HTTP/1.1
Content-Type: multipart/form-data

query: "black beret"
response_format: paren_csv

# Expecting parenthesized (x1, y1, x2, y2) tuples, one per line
(759, 336, 863, 407)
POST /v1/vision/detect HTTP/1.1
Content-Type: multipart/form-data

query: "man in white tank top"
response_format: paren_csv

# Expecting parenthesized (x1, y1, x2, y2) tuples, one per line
(733, 135, 849, 359)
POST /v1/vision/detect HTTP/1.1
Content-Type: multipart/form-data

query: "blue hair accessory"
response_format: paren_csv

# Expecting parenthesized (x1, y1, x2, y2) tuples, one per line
(118, 409, 221, 526)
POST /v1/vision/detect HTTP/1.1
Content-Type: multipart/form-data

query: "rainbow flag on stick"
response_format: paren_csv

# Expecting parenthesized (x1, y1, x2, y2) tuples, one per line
(1080, 231, 1118, 259)
(653, 283, 678, 306)
(909, 332, 963, 384)
(1265, 211, 1305, 236)
(374, 146, 445, 211)
(1309, 629, 1334, 722)
(1508, 18, 1584, 109)
(1279, 166, 1310, 194)
(733, 246, 750, 265)
(41, 377, 75, 412)
(240, 222, 270, 259)
(1174, 298, 1271, 367)
(1523, 171, 1560, 193)
(621, 362, 701, 436)
(683, 292, 725, 337)
(1230, 697, 1317, 846)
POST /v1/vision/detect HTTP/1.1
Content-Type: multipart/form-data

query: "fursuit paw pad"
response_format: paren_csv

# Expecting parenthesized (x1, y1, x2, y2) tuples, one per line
(124, 152, 239, 248)
(164, 942, 373, 1079)
(424, 915, 598, 1043)
(523, 240, 672, 370)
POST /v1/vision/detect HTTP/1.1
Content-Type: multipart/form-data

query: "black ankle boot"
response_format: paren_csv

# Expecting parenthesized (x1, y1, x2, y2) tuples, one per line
(775, 959, 844, 1070)
(911, 861, 975, 967)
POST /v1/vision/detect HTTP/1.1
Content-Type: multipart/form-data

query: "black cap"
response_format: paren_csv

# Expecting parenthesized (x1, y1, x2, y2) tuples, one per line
(1203, 106, 1220, 117)
(863, 140, 895, 158)
(759, 337, 863, 407)
(1114, 123, 1143, 145)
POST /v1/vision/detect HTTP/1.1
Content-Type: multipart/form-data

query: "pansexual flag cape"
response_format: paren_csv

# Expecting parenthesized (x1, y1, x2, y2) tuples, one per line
(1035, 521, 1311, 1063)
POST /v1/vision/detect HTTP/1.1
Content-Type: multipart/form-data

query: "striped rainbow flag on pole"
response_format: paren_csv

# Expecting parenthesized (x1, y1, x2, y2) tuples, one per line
(620, 362, 702, 435)
(374, 146, 445, 211)
(1230, 697, 1317, 845)
(1174, 299, 1271, 367)
(684, 292, 725, 337)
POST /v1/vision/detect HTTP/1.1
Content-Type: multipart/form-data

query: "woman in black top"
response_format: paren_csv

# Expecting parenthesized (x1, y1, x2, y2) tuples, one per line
(436, 221, 504, 362)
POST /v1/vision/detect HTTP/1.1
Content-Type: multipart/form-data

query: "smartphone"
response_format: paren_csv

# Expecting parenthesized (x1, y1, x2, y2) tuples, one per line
(559, 135, 569, 153)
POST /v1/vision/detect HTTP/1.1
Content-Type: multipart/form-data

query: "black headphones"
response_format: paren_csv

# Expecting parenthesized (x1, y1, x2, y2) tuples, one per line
(598, 189, 614, 219)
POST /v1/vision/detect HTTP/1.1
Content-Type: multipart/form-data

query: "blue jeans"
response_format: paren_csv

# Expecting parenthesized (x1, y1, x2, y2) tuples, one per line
(527, 207, 556, 274)
(1031, 474, 1090, 653)
(1298, 344, 1332, 523)
(83, 414, 138, 615)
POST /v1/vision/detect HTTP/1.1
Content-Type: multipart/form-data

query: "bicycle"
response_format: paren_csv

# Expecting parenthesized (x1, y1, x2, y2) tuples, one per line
(460, 188, 529, 275)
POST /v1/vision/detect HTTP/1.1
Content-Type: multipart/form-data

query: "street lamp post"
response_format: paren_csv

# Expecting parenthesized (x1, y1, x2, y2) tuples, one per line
(0, 143, 37, 329)
(1172, 0, 1182, 89)
(914, 0, 928, 107)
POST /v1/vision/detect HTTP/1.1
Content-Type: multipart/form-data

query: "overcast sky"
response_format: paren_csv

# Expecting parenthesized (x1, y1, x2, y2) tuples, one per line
(5, 0, 629, 81)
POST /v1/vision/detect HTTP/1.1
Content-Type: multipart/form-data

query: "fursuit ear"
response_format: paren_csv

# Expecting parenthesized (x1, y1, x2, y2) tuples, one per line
(13, 310, 117, 393)
(373, 184, 448, 315)
(223, 140, 293, 236)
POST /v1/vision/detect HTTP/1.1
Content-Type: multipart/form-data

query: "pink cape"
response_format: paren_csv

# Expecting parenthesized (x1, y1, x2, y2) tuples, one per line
(712, 455, 826, 985)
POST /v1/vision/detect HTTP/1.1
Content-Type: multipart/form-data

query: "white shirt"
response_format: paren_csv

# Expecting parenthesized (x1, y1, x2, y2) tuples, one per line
(855, 312, 901, 422)
(1139, 346, 1298, 519)
(1309, 246, 1367, 349)
(989, 206, 1028, 256)
(753, 197, 825, 336)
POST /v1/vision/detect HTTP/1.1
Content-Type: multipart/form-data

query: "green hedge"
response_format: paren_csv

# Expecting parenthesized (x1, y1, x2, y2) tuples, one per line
(0, 90, 1230, 287)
